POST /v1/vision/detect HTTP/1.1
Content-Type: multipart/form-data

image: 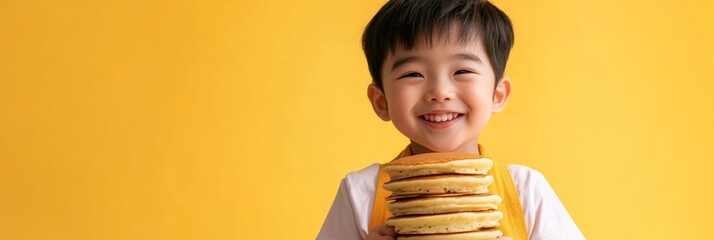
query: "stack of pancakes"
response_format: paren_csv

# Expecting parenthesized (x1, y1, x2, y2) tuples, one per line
(382, 152, 503, 240)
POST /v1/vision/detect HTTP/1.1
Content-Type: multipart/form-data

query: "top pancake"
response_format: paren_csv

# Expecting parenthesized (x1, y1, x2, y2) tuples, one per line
(384, 152, 493, 181)
(386, 152, 484, 166)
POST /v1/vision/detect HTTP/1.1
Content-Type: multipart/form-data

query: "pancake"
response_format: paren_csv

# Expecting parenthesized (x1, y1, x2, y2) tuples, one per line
(386, 211, 503, 234)
(384, 153, 493, 180)
(397, 228, 503, 240)
(388, 194, 501, 216)
(382, 174, 493, 196)
(386, 193, 476, 201)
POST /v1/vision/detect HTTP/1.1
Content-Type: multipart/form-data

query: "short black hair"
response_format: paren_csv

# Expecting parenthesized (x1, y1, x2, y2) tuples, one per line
(362, 0, 514, 90)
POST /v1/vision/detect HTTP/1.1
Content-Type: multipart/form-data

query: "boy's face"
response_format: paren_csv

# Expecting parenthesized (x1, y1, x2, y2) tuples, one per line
(368, 30, 511, 154)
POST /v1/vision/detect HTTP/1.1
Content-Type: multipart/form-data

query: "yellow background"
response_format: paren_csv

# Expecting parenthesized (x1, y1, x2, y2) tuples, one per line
(1, 0, 713, 239)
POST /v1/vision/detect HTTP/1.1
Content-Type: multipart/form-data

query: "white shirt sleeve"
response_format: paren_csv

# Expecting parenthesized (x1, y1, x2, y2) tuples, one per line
(508, 164, 586, 240)
(317, 164, 380, 240)
(317, 163, 586, 240)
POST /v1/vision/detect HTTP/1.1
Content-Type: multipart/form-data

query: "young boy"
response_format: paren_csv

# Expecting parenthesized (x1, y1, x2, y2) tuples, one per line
(318, 0, 585, 239)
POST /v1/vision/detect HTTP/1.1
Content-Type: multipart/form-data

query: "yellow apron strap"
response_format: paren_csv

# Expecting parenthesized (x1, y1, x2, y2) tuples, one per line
(368, 147, 410, 232)
(480, 144, 528, 239)
(368, 164, 392, 232)
(488, 160, 529, 239)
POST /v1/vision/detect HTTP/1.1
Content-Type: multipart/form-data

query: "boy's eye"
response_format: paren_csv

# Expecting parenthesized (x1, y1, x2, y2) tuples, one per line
(399, 72, 424, 79)
(454, 69, 474, 75)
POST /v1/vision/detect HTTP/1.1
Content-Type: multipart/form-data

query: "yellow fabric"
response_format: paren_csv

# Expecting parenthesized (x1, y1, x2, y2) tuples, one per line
(368, 164, 392, 232)
(368, 145, 528, 239)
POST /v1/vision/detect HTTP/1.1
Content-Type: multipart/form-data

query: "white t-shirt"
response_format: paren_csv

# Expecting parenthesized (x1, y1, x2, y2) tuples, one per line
(317, 163, 585, 240)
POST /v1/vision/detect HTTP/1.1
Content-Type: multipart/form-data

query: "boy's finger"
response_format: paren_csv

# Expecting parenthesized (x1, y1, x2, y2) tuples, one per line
(374, 237, 395, 240)
(374, 224, 397, 237)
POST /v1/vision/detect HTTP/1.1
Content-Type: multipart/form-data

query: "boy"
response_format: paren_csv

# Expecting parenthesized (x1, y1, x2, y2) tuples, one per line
(318, 0, 585, 239)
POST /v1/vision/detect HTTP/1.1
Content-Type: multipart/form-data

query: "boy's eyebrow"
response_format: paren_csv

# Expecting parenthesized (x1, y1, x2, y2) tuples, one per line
(391, 56, 422, 72)
(391, 53, 482, 72)
(453, 53, 483, 64)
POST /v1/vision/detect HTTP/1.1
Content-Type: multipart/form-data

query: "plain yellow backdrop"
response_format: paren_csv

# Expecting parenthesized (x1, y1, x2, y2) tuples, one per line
(1, 0, 713, 239)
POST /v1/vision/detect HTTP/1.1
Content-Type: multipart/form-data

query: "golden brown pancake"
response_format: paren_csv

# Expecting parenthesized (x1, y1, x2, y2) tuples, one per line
(384, 152, 493, 180)
(397, 228, 503, 240)
(385, 193, 477, 201)
(386, 211, 503, 234)
(388, 194, 501, 216)
(382, 174, 493, 196)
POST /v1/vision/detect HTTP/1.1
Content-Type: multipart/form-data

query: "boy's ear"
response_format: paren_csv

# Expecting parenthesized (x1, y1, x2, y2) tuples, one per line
(367, 83, 391, 121)
(492, 76, 512, 113)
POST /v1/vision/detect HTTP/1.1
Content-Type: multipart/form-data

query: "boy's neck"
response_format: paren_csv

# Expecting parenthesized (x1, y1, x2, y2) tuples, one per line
(409, 139, 481, 155)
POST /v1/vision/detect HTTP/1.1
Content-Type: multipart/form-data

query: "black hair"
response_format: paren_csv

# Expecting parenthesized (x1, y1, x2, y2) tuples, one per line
(362, 0, 514, 90)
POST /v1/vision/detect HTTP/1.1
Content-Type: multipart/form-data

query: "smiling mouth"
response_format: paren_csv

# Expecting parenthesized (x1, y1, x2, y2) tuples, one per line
(419, 113, 464, 122)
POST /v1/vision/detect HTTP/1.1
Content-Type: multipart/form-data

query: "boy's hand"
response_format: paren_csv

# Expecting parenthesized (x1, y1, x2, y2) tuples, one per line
(365, 224, 396, 240)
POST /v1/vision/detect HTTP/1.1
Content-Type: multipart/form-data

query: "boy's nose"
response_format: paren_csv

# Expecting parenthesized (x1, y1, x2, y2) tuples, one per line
(427, 93, 453, 102)
(424, 81, 455, 102)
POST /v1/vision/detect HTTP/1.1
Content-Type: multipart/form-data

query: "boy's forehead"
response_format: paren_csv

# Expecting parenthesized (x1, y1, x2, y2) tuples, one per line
(388, 26, 486, 59)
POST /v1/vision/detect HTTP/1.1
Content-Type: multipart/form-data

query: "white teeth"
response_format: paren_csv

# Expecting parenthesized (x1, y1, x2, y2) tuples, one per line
(422, 113, 460, 122)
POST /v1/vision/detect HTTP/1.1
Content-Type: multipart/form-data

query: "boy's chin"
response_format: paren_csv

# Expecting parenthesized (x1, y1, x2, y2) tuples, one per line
(427, 145, 457, 152)
(412, 141, 465, 153)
